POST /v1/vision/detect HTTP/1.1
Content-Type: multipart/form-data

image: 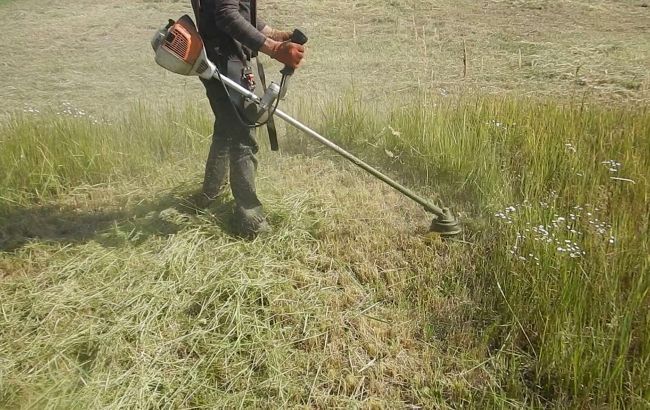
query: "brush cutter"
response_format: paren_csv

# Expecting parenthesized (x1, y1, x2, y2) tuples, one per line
(151, 15, 461, 236)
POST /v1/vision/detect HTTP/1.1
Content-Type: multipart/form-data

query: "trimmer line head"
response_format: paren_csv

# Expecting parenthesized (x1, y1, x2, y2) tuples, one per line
(429, 208, 462, 237)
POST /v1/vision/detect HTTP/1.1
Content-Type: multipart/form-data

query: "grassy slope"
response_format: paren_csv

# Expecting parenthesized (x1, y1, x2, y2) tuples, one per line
(1, 0, 649, 408)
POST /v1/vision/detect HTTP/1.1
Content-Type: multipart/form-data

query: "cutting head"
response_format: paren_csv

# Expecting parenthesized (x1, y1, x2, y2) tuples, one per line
(429, 208, 462, 236)
(151, 15, 216, 79)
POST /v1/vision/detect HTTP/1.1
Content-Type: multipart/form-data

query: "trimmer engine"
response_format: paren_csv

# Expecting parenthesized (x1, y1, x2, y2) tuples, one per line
(151, 15, 216, 79)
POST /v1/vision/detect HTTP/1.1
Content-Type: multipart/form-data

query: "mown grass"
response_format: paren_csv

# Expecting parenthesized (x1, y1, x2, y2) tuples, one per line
(1, 96, 649, 407)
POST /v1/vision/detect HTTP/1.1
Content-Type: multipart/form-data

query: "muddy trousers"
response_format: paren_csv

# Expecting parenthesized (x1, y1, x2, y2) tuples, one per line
(200, 57, 262, 211)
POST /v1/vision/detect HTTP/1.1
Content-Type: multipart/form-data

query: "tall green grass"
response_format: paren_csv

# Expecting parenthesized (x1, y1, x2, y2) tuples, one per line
(1, 96, 649, 406)
(301, 94, 650, 406)
(0, 104, 211, 208)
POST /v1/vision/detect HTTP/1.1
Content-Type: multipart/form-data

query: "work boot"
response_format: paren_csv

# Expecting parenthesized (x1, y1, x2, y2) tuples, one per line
(234, 205, 272, 238)
(230, 144, 270, 237)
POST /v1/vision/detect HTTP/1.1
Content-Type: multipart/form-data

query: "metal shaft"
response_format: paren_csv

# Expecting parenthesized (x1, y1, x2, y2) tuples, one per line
(214, 73, 446, 218)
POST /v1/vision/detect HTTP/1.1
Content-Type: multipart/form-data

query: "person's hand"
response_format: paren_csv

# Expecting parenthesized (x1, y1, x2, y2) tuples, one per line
(264, 40, 305, 69)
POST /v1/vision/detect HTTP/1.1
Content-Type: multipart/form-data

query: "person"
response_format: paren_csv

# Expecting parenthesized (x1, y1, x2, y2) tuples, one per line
(191, 0, 305, 237)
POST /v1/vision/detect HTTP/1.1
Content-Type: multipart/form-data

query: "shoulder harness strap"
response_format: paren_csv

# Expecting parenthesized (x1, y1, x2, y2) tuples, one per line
(190, 0, 201, 29)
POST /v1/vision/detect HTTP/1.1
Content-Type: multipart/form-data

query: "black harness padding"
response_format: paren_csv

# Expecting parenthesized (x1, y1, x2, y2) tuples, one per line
(191, 0, 201, 28)
(256, 58, 279, 151)
(193, 0, 260, 61)
(250, 0, 257, 57)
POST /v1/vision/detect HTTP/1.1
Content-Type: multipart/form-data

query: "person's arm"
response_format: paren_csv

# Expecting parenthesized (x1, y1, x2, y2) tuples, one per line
(256, 18, 267, 32)
(213, 0, 267, 52)
(213, 0, 304, 68)
(260, 25, 292, 42)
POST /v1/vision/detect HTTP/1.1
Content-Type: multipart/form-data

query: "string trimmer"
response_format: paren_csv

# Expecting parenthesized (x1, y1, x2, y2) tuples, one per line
(151, 15, 462, 236)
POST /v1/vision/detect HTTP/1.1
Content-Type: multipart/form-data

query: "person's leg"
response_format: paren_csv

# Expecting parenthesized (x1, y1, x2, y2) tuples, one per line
(202, 119, 230, 200)
(203, 57, 269, 236)
(199, 75, 231, 205)
(218, 59, 269, 236)
(230, 141, 270, 236)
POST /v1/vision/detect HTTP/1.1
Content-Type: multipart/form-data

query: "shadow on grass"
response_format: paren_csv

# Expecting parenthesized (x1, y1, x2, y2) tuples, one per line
(0, 189, 240, 252)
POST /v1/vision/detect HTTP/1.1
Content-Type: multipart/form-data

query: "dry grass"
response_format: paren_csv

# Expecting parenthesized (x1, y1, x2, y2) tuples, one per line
(0, 0, 648, 118)
(0, 152, 491, 408)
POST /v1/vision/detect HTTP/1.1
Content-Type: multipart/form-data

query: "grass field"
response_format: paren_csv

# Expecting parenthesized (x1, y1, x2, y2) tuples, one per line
(1, 0, 649, 408)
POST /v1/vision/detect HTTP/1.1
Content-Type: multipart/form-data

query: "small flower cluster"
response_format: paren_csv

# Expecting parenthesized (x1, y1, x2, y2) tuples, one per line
(58, 101, 87, 118)
(21, 102, 105, 125)
(529, 223, 554, 243)
(586, 217, 616, 243)
(486, 119, 516, 130)
(588, 217, 610, 235)
(57, 101, 102, 125)
(494, 205, 517, 224)
(557, 240, 584, 258)
(520, 217, 586, 258)
(601, 160, 622, 173)
(508, 244, 541, 265)
(493, 199, 616, 263)
(23, 104, 40, 114)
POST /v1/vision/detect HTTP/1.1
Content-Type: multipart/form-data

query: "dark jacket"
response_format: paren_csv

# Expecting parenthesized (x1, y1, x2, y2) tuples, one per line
(196, 0, 267, 60)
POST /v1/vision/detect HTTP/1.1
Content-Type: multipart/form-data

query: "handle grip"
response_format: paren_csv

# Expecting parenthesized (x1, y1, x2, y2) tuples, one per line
(280, 29, 308, 76)
(291, 29, 308, 46)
